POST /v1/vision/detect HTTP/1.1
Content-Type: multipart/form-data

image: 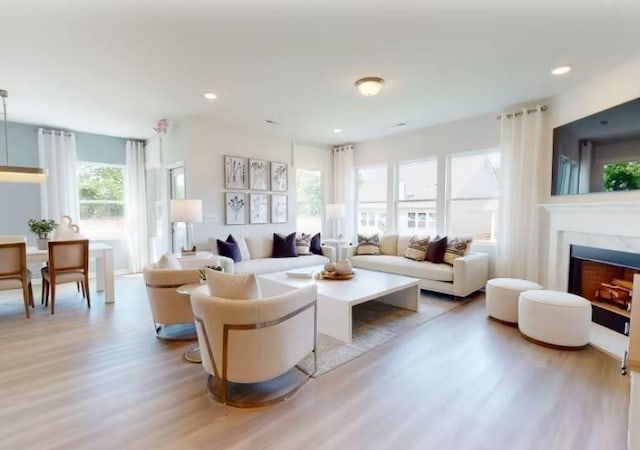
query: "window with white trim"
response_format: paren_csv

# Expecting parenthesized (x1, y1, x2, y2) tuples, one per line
(448, 151, 500, 241)
(397, 158, 437, 236)
(357, 166, 387, 235)
(296, 168, 322, 234)
(77, 162, 126, 238)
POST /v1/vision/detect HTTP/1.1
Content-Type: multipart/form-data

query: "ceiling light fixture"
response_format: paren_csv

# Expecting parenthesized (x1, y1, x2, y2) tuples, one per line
(0, 90, 47, 183)
(265, 119, 281, 125)
(333, 128, 342, 133)
(355, 76, 385, 96)
(203, 92, 217, 100)
(551, 66, 571, 76)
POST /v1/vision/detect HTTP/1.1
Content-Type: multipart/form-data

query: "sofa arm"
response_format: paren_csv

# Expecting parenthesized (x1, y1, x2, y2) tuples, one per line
(345, 246, 357, 258)
(178, 254, 235, 274)
(452, 252, 489, 297)
(321, 245, 336, 262)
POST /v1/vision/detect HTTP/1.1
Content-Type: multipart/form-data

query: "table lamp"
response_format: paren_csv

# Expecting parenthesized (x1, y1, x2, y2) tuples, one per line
(326, 203, 346, 238)
(170, 199, 203, 255)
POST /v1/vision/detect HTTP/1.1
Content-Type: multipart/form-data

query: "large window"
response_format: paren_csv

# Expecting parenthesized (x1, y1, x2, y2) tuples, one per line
(357, 166, 387, 235)
(397, 159, 437, 236)
(448, 151, 500, 240)
(296, 169, 322, 233)
(77, 162, 126, 238)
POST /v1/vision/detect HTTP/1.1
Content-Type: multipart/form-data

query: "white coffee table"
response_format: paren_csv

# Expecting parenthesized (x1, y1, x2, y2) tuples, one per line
(259, 266, 419, 343)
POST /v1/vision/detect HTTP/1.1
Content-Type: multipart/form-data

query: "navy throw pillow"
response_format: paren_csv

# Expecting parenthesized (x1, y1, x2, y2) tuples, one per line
(310, 232, 322, 255)
(272, 232, 298, 258)
(217, 239, 241, 263)
(426, 235, 448, 264)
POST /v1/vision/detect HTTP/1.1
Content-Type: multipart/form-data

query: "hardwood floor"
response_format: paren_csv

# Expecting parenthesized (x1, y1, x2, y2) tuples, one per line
(0, 275, 630, 450)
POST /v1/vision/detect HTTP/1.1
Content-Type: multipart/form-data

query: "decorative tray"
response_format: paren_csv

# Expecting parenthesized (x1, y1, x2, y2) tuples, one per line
(318, 270, 355, 280)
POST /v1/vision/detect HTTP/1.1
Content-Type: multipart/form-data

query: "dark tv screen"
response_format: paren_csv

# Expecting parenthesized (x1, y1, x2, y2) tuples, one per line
(552, 97, 640, 196)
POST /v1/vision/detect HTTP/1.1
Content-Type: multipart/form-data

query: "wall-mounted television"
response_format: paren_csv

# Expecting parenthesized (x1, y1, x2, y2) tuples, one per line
(552, 97, 640, 196)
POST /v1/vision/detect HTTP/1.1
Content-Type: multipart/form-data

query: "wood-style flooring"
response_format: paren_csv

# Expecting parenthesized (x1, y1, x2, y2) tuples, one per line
(0, 275, 630, 450)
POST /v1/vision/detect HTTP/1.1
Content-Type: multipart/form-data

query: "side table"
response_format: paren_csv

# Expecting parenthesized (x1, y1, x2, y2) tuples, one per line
(176, 283, 206, 364)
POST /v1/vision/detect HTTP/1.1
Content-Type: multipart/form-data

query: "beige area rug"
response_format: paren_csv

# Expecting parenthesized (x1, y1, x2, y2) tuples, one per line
(299, 293, 471, 377)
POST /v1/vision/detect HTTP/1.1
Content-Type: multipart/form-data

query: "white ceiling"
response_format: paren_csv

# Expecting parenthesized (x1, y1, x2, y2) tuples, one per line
(1, 0, 639, 144)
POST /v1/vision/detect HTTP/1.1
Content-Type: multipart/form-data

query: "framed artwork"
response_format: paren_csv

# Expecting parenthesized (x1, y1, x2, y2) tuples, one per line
(225, 192, 247, 225)
(270, 161, 288, 192)
(249, 193, 269, 224)
(224, 156, 248, 189)
(271, 194, 288, 223)
(249, 159, 269, 190)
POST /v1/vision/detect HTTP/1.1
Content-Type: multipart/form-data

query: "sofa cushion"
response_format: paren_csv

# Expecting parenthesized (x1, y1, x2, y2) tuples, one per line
(396, 235, 413, 256)
(217, 239, 241, 263)
(444, 237, 473, 265)
(404, 236, 430, 261)
(245, 235, 272, 259)
(273, 232, 297, 258)
(356, 234, 381, 255)
(235, 254, 328, 275)
(205, 269, 261, 300)
(351, 255, 454, 282)
(310, 232, 323, 255)
(228, 234, 251, 261)
(426, 235, 448, 264)
(296, 233, 312, 255)
(379, 235, 398, 255)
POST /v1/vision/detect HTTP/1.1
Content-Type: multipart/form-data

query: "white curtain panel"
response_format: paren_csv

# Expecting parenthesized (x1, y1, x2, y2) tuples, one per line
(38, 129, 80, 221)
(333, 145, 355, 242)
(125, 140, 149, 272)
(496, 106, 546, 282)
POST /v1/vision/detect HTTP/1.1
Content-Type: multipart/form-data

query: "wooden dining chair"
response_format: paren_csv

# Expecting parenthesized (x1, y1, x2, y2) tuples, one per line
(41, 240, 90, 315)
(0, 241, 34, 318)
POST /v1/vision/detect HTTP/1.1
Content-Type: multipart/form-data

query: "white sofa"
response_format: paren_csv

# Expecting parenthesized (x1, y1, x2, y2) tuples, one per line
(346, 235, 489, 299)
(208, 234, 333, 275)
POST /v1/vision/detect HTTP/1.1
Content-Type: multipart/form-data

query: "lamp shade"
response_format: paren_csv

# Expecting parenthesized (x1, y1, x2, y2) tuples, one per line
(170, 199, 203, 223)
(326, 203, 346, 219)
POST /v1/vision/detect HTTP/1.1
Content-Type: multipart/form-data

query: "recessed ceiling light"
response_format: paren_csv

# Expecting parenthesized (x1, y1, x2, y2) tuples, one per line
(355, 76, 385, 96)
(203, 92, 217, 100)
(265, 119, 281, 125)
(333, 128, 342, 133)
(551, 66, 571, 76)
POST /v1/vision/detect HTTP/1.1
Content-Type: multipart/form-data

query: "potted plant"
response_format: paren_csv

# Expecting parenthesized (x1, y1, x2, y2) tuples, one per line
(28, 219, 57, 250)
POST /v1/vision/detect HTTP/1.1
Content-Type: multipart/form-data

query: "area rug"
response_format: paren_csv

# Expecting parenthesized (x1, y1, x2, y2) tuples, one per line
(299, 293, 471, 377)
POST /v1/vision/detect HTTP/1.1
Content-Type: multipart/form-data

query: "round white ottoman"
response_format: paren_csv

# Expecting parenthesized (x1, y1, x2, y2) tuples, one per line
(486, 278, 543, 324)
(518, 290, 592, 349)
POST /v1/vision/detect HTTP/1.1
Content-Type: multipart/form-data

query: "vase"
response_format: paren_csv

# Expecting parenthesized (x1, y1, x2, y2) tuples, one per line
(36, 238, 49, 250)
(335, 258, 353, 276)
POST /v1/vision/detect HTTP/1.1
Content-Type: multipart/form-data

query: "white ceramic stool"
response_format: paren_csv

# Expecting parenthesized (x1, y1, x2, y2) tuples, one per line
(486, 278, 543, 324)
(518, 290, 592, 349)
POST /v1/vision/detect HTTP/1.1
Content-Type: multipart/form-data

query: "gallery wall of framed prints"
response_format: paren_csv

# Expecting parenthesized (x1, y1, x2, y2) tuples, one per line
(223, 155, 288, 225)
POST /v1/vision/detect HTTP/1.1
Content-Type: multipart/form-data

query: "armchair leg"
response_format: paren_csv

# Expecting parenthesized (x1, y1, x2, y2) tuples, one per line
(21, 281, 30, 319)
(84, 275, 91, 309)
(50, 283, 56, 315)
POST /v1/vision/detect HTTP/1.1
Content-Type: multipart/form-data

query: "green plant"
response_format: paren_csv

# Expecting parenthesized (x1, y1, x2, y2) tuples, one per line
(603, 162, 640, 192)
(28, 219, 57, 239)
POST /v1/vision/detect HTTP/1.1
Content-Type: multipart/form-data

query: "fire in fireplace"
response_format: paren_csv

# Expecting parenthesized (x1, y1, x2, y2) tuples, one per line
(569, 245, 640, 335)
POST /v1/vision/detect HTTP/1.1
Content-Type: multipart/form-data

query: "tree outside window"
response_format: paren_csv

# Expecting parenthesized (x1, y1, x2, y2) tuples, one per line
(77, 163, 126, 238)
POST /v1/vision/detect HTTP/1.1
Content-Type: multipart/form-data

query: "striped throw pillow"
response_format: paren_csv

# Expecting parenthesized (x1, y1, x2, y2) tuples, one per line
(404, 236, 430, 261)
(356, 234, 381, 255)
(443, 237, 473, 265)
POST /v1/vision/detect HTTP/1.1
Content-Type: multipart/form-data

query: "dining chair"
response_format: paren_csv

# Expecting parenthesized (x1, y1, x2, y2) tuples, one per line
(0, 241, 34, 318)
(41, 240, 90, 315)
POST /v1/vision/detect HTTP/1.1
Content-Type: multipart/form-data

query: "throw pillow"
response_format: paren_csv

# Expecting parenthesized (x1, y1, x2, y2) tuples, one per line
(156, 253, 181, 269)
(404, 236, 430, 261)
(443, 237, 473, 265)
(310, 232, 323, 255)
(356, 234, 381, 255)
(296, 233, 312, 255)
(204, 269, 261, 300)
(426, 235, 448, 264)
(217, 239, 242, 263)
(272, 232, 298, 258)
(227, 234, 251, 261)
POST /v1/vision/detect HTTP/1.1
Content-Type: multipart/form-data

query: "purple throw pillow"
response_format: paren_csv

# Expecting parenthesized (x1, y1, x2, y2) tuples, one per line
(272, 232, 298, 258)
(426, 235, 448, 264)
(217, 239, 241, 263)
(310, 232, 322, 255)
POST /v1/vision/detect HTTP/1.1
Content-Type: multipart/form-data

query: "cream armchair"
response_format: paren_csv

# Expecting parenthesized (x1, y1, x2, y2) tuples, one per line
(190, 284, 318, 408)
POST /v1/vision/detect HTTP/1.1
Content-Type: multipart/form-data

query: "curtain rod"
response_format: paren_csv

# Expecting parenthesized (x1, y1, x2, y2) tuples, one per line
(34, 128, 74, 136)
(497, 105, 548, 120)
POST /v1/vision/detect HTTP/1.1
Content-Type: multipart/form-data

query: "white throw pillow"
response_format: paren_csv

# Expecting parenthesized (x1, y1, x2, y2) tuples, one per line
(156, 253, 181, 269)
(230, 234, 251, 261)
(296, 233, 312, 255)
(204, 269, 261, 300)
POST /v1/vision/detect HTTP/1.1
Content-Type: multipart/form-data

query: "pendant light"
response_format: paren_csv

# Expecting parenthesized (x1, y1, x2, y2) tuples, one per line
(0, 89, 47, 183)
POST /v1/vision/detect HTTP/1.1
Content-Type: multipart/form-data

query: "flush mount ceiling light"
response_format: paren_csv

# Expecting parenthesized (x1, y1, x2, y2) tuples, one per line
(0, 89, 47, 183)
(203, 92, 217, 100)
(355, 76, 385, 96)
(333, 128, 342, 133)
(551, 66, 571, 76)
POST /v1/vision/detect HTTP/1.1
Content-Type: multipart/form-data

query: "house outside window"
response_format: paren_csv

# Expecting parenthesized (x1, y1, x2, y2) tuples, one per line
(357, 166, 387, 235)
(397, 158, 437, 236)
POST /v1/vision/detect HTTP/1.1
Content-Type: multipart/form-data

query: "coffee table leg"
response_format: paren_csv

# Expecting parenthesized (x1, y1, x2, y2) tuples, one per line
(184, 345, 201, 363)
(318, 296, 353, 343)
(378, 285, 420, 312)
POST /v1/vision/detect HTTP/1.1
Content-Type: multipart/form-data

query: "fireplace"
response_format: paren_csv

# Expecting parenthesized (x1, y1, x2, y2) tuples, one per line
(569, 245, 640, 335)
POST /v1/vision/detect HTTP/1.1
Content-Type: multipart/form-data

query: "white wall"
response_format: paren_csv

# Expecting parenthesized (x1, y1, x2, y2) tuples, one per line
(185, 115, 332, 250)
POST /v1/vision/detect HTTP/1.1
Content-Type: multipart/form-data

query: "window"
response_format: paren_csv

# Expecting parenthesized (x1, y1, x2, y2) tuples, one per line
(357, 166, 387, 235)
(296, 169, 322, 233)
(77, 162, 126, 238)
(397, 159, 437, 235)
(448, 151, 500, 240)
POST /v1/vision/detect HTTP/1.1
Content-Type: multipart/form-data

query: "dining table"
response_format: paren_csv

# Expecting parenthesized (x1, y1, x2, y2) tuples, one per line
(26, 243, 115, 303)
